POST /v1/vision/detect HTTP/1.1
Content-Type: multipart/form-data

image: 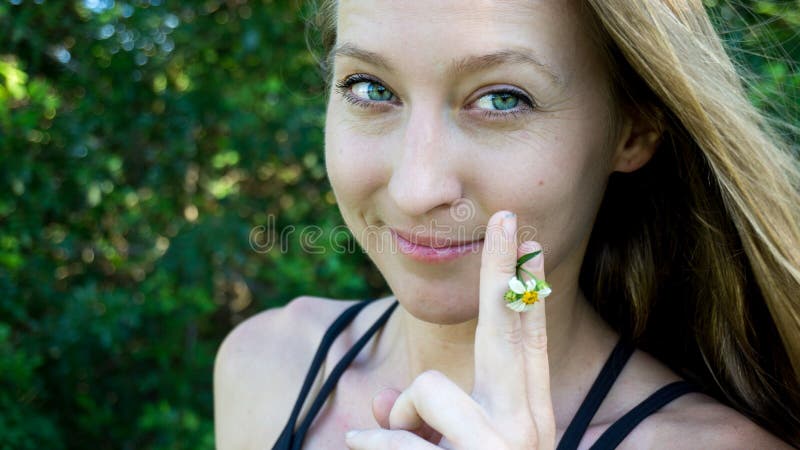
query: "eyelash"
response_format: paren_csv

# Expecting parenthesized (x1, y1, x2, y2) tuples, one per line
(333, 73, 537, 121)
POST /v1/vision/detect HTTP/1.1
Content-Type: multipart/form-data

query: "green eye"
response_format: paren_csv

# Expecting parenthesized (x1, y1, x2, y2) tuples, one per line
(352, 81, 394, 101)
(477, 92, 520, 111)
(334, 74, 535, 120)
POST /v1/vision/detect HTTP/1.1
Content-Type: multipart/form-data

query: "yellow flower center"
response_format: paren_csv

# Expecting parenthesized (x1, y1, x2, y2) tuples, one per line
(521, 290, 539, 304)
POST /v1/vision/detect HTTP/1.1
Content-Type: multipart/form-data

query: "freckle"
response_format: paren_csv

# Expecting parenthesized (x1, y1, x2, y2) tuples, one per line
(538, 180, 544, 186)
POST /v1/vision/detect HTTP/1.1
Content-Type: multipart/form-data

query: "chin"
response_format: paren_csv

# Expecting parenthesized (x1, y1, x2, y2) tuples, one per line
(356, 222, 485, 324)
(383, 274, 481, 325)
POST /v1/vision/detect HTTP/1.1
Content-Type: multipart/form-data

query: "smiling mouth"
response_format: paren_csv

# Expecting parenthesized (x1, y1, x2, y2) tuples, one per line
(389, 229, 485, 263)
(389, 228, 485, 248)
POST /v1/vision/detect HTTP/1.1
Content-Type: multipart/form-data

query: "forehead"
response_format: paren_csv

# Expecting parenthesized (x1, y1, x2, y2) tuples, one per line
(334, 0, 595, 85)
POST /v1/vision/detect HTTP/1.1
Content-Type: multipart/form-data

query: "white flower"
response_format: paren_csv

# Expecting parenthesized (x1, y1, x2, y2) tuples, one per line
(508, 276, 527, 295)
(504, 275, 552, 313)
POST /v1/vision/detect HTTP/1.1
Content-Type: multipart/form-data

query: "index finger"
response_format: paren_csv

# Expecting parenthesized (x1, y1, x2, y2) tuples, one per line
(472, 210, 527, 416)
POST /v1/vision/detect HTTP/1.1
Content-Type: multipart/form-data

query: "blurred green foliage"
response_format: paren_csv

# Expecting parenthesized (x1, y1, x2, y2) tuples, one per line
(0, 0, 797, 448)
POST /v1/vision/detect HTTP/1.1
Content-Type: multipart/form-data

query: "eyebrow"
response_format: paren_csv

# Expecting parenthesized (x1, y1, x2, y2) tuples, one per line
(329, 42, 564, 87)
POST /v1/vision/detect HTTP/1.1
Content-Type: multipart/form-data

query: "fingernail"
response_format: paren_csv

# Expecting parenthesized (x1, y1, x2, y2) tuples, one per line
(531, 243, 544, 270)
(522, 241, 543, 270)
(346, 430, 360, 441)
(502, 212, 516, 239)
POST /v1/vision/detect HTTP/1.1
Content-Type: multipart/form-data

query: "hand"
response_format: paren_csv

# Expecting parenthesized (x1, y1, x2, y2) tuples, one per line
(345, 211, 556, 449)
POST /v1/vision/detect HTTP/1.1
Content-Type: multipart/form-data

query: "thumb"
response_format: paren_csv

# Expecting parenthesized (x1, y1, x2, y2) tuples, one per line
(371, 387, 444, 444)
(371, 387, 401, 429)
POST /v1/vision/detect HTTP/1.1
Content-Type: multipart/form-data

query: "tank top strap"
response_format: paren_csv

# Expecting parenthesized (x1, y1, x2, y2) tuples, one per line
(272, 297, 400, 450)
(556, 338, 635, 450)
(273, 298, 376, 449)
(588, 380, 699, 449)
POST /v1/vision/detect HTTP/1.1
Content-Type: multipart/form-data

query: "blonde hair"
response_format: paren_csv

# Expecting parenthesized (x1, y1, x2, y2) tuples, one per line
(305, 0, 800, 443)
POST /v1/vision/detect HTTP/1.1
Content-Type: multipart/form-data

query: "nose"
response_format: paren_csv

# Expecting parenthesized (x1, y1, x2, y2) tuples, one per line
(387, 105, 463, 218)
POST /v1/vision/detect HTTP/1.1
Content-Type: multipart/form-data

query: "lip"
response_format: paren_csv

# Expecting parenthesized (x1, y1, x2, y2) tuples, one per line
(390, 228, 484, 263)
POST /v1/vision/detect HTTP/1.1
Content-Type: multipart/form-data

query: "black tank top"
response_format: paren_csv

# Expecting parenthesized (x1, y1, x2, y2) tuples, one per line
(273, 298, 698, 449)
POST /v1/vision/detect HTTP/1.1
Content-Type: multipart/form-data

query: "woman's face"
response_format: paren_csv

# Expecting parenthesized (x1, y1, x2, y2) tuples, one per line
(325, 0, 623, 323)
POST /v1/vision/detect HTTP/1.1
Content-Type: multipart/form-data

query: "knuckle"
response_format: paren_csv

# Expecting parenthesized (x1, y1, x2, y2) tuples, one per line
(414, 369, 445, 391)
(495, 258, 517, 274)
(502, 326, 524, 346)
(522, 328, 548, 353)
(478, 324, 524, 346)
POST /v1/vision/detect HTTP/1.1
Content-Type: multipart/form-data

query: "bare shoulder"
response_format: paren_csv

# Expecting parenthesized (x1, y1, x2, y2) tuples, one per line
(213, 295, 357, 450)
(618, 392, 792, 449)
(614, 351, 791, 449)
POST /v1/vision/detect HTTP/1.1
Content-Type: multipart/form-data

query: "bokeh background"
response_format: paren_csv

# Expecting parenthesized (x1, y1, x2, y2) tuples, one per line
(1, 0, 798, 448)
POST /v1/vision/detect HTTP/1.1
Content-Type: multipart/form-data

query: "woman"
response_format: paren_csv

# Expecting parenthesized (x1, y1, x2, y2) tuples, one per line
(214, 0, 800, 448)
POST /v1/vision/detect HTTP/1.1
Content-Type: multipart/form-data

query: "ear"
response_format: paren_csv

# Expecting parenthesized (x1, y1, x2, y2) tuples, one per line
(610, 107, 664, 173)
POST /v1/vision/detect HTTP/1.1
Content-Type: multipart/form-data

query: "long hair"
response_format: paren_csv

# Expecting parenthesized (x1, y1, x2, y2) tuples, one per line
(305, 0, 800, 444)
(577, 0, 800, 443)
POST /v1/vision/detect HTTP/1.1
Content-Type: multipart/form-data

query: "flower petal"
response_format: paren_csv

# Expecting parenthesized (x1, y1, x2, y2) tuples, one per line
(505, 299, 527, 312)
(538, 287, 552, 298)
(508, 277, 526, 294)
(524, 279, 537, 291)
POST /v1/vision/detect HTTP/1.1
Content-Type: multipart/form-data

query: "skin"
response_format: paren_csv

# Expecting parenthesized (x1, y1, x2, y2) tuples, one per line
(325, 0, 648, 403)
(213, 0, 791, 448)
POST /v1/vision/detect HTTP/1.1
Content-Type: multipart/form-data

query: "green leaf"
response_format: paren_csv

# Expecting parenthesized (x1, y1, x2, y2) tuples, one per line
(515, 250, 541, 268)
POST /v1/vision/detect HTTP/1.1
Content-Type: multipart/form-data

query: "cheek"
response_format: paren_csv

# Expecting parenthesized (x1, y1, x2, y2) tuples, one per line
(470, 117, 611, 258)
(324, 113, 389, 211)
(473, 123, 608, 198)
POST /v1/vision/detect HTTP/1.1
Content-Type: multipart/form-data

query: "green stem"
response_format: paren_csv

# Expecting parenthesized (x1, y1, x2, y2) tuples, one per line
(517, 267, 537, 282)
